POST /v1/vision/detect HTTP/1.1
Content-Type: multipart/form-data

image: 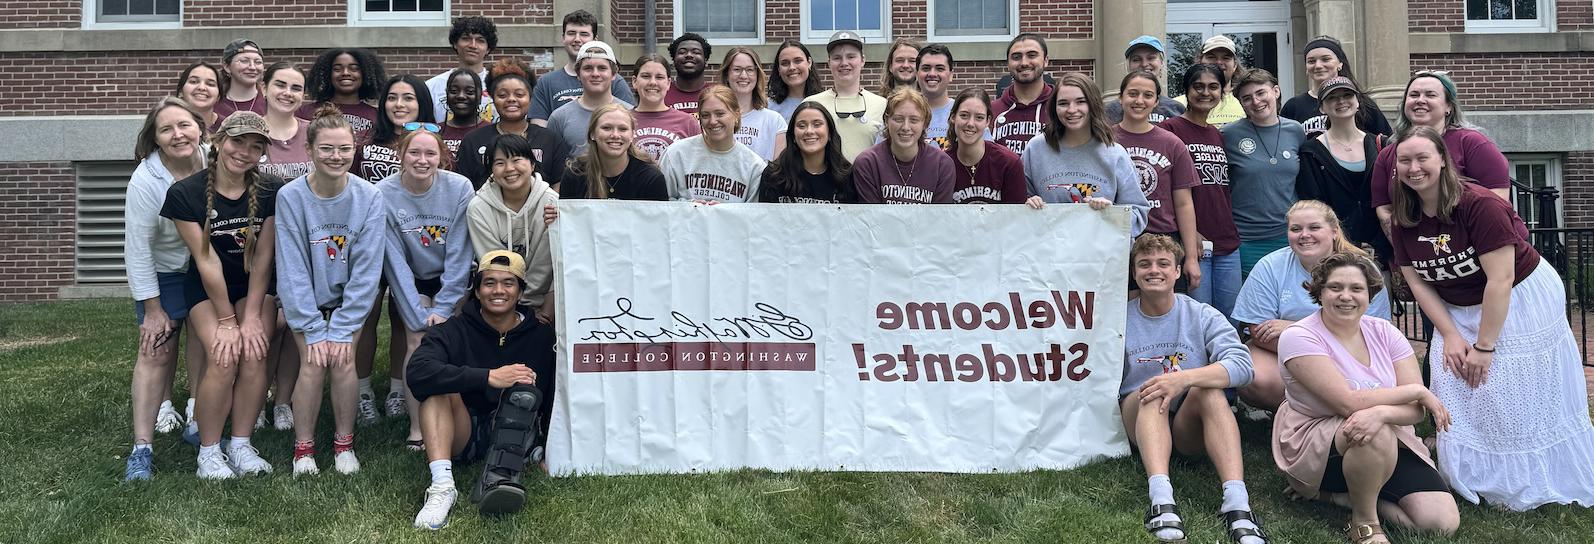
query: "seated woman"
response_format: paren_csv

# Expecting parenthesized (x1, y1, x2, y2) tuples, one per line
(1121, 234, 1268, 544)
(1234, 200, 1391, 414)
(1274, 252, 1458, 543)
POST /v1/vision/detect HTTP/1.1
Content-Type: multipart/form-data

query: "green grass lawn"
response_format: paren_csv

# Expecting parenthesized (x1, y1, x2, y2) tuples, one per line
(2, 299, 1591, 543)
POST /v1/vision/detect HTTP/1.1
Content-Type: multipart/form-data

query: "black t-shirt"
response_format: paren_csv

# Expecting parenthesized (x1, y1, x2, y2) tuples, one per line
(759, 164, 857, 203)
(354, 142, 401, 182)
(558, 157, 669, 201)
(160, 169, 282, 290)
(455, 123, 571, 190)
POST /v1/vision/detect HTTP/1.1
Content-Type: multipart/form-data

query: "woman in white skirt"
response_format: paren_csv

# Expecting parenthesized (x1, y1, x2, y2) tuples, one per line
(1389, 126, 1594, 510)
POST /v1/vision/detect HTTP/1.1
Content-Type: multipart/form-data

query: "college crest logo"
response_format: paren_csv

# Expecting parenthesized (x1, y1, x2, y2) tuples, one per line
(1237, 137, 1257, 155)
(1418, 234, 1452, 254)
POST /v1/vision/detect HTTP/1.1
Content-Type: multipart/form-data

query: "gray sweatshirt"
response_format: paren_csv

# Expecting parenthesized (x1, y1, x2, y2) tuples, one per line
(1120, 294, 1253, 398)
(1020, 135, 1151, 236)
(659, 135, 767, 203)
(274, 174, 387, 344)
(377, 170, 475, 331)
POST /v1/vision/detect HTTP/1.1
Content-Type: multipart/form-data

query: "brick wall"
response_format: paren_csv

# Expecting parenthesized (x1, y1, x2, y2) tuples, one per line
(1409, 0, 1464, 33)
(0, 162, 76, 302)
(612, 0, 1090, 44)
(0, 0, 79, 29)
(1565, 152, 1594, 228)
(1410, 52, 1594, 110)
(0, 47, 550, 117)
(1561, 0, 1594, 31)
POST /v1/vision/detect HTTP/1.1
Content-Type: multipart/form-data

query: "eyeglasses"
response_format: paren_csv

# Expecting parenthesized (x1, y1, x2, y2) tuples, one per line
(404, 122, 442, 133)
(314, 145, 357, 157)
(728, 67, 760, 76)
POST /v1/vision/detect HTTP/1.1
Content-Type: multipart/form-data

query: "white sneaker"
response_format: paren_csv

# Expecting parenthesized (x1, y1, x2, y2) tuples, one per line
(273, 404, 294, 431)
(385, 390, 408, 418)
(185, 398, 195, 422)
(357, 393, 380, 426)
(227, 444, 274, 475)
(334, 450, 361, 474)
(155, 400, 183, 434)
(255, 408, 268, 430)
(196, 449, 237, 480)
(292, 455, 319, 476)
(413, 481, 458, 530)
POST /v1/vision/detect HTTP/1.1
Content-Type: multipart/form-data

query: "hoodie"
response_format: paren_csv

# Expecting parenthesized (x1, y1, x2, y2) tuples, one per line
(467, 174, 557, 309)
(407, 298, 557, 432)
(990, 82, 1054, 156)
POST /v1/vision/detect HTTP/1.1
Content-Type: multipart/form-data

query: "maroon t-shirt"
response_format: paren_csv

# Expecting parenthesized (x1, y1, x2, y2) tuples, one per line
(439, 121, 487, 163)
(634, 109, 702, 162)
(853, 142, 956, 204)
(946, 141, 1026, 204)
(213, 95, 267, 129)
(1159, 116, 1240, 255)
(665, 84, 704, 115)
(296, 101, 379, 143)
(1114, 125, 1200, 235)
(1391, 183, 1540, 306)
(1371, 127, 1526, 239)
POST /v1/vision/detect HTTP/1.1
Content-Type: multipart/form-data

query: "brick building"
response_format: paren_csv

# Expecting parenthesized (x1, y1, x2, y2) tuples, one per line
(0, 0, 1588, 301)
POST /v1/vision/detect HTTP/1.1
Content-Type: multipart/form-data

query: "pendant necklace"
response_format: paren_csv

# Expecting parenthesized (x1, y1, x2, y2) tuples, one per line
(1252, 121, 1283, 165)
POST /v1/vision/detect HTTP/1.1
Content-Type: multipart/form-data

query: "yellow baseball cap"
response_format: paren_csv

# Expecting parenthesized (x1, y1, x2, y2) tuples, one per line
(478, 250, 526, 281)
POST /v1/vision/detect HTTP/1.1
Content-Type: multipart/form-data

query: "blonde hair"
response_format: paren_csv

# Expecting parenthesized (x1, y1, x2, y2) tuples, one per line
(1287, 200, 1367, 257)
(569, 103, 652, 199)
(698, 85, 742, 135)
(884, 87, 932, 144)
(201, 132, 265, 274)
(718, 47, 768, 110)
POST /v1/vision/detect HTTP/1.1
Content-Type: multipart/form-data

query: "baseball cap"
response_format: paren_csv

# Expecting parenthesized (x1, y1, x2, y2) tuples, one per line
(827, 30, 864, 53)
(1124, 35, 1165, 57)
(577, 41, 617, 64)
(222, 38, 261, 64)
(1318, 76, 1359, 98)
(1202, 35, 1237, 55)
(478, 250, 527, 282)
(216, 112, 270, 139)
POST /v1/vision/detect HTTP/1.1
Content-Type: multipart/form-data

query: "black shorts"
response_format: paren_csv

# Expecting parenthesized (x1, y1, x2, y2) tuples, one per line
(453, 410, 494, 465)
(1319, 441, 1448, 502)
(415, 276, 443, 298)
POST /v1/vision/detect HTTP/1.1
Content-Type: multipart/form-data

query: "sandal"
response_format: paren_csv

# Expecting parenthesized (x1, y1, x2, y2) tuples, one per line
(406, 439, 424, 451)
(1144, 503, 1188, 543)
(1345, 522, 1388, 544)
(1222, 509, 1269, 543)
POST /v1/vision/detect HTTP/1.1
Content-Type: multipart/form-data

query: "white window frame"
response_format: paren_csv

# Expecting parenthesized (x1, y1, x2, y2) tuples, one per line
(82, 0, 182, 30)
(673, 0, 766, 46)
(1507, 154, 1563, 228)
(1464, 0, 1555, 33)
(802, 0, 892, 43)
(926, 0, 1019, 43)
(348, 0, 450, 28)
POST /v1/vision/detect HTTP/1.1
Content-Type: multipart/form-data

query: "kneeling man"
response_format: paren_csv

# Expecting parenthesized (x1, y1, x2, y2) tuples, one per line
(407, 250, 556, 529)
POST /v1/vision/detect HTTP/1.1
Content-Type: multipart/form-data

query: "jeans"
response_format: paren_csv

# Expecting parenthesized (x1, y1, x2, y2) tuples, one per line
(1191, 251, 1240, 318)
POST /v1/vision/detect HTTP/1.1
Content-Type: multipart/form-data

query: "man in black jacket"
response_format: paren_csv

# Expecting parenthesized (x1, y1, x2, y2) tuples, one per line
(407, 250, 556, 529)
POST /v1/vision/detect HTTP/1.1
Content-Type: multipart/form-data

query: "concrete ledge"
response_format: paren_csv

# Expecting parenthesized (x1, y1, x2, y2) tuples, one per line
(58, 285, 129, 299)
(1468, 110, 1594, 153)
(1411, 31, 1594, 55)
(0, 25, 562, 53)
(0, 115, 143, 162)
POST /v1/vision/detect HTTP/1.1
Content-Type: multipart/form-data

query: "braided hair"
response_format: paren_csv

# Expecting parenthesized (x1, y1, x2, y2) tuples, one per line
(202, 133, 266, 274)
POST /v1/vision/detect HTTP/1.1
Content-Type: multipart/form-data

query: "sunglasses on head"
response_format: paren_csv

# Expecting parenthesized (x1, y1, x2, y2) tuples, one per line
(404, 121, 442, 133)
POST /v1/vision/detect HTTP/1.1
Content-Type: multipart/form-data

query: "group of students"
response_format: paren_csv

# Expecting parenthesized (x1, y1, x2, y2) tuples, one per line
(117, 9, 1593, 539)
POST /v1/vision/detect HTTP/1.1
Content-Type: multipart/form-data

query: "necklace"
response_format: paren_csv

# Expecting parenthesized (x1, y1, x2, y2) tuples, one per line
(225, 94, 260, 113)
(1251, 121, 1283, 165)
(893, 148, 919, 184)
(1326, 132, 1359, 154)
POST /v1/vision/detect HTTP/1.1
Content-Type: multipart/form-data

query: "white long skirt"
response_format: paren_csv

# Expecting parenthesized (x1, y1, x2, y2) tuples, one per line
(1431, 260, 1594, 511)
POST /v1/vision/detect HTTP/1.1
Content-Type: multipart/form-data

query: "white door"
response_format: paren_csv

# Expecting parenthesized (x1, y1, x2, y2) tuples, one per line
(1166, 2, 1294, 98)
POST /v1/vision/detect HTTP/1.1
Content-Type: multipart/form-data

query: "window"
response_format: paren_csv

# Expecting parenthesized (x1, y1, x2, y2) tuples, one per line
(1465, 0, 1554, 33)
(929, 0, 1017, 41)
(350, 0, 448, 26)
(1508, 154, 1562, 228)
(804, 0, 890, 41)
(675, 0, 764, 44)
(84, 0, 180, 28)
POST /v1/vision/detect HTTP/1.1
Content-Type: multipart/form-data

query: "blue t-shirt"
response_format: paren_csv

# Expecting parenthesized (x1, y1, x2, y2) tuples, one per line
(1220, 118, 1305, 241)
(528, 68, 637, 122)
(1232, 246, 1392, 325)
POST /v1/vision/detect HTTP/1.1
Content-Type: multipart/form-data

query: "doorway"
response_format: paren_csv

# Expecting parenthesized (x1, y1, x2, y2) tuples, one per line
(1166, 1, 1294, 98)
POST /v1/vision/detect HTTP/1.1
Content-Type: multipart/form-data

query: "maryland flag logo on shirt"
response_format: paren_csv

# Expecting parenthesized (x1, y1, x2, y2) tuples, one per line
(1136, 352, 1188, 374)
(402, 225, 448, 247)
(1419, 234, 1452, 254)
(310, 235, 349, 261)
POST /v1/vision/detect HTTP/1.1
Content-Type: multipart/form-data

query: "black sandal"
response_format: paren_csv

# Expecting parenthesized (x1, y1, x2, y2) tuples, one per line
(1144, 503, 1188, 543)
(1223, 509, 1269, 543)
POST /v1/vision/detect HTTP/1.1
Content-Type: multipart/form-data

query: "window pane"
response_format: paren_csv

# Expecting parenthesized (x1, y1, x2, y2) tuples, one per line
(813, 0, 834, 31)
(129, 0, 154, 14)
(684, 0, 756, 36)
(935, 0, 1010, 35)
(102, 0, 129, 16)
(1491, 0, 1511, 20)
(421, 0, 443, 11)
(156, 0, 179, 15)
(836, 0, 858, 30)
(394, 0, 417, 12)
(1467, 0, 1489, 20)
(367, 0, 390, 12)
(859, 0, 880, 30)
(1514, 0, 1536, 19)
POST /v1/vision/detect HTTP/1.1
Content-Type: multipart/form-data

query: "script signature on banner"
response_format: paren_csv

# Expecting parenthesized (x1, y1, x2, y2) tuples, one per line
(576, 297, 814, 344)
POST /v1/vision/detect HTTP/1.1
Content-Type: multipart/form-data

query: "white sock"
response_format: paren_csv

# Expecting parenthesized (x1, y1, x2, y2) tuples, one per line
(199, 443, 221, 457)
(159, 399, 174, 410)
(186, 398, 196, 416)
(132, 443, 152, 454)
(358, 377, 374, 397)
(390, 378, 406, 396)
(1222, 480, 1264, 544)
(1146, 474, 1183, 541)
(228, 436, 252, 452)
(429, 459, 454, 486)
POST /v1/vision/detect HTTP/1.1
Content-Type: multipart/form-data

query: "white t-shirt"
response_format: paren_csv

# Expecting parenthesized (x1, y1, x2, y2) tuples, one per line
(426, 67, 494, 125)
(736, 108, 787, 161)
(1232, 246, 1392, 325)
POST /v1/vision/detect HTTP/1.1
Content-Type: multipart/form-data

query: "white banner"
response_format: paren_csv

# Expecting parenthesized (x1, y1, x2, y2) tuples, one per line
(547, 201, 1131, 476)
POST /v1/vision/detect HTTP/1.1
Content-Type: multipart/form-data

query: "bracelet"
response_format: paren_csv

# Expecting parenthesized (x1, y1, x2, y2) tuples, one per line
(217, 313, 237, 324)
(1471, 343, 1496, 353)
(217, 324, 238, 331)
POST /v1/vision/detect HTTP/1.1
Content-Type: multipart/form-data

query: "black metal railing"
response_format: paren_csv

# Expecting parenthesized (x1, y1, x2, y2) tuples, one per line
(1391, 181, 1592, 367)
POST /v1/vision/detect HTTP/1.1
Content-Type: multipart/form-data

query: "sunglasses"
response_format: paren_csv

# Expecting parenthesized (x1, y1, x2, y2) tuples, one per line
(404, 122, 442, 133)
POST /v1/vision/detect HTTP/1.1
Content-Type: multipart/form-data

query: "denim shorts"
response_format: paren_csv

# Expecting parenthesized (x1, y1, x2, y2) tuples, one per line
(133, 271, 191, 323)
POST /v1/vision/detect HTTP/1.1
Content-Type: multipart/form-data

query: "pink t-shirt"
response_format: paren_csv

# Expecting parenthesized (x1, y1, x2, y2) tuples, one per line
(258, 118, 312, 181)
(1277, 312, 1413, 420)
(1114, 125, 1200, 235)
(634, 109, 702, 162)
